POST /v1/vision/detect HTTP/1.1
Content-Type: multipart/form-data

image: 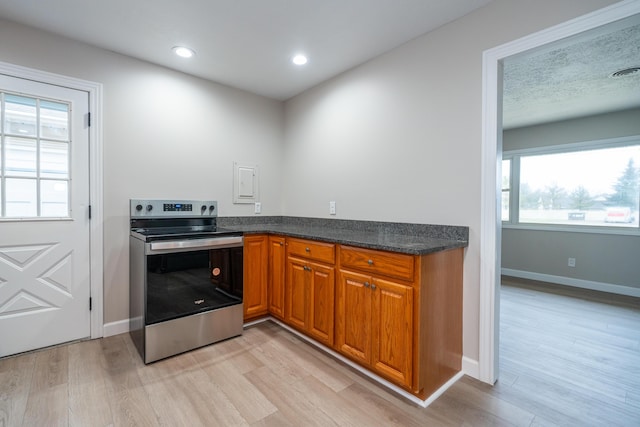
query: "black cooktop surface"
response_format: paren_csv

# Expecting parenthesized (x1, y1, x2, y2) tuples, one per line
(131, 226, 242, 242)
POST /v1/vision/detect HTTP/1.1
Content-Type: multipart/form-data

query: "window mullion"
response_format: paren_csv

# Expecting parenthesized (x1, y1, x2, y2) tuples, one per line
(511, 155, 520, 225)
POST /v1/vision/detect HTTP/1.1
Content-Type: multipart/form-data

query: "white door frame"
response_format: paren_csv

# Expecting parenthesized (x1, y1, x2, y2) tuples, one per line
(479, 0, 640, 384)
(0, 61, 104, 339)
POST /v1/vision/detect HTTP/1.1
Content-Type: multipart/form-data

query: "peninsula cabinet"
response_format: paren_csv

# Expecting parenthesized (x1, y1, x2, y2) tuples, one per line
(268, 235, 286, 320)
(336, 245, 463, 399)
(285, 238, 336, 346)
(243, 234, 269, 321)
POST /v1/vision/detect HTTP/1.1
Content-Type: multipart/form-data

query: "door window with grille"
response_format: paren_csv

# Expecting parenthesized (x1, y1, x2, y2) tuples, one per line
(1, 92, 70, 218)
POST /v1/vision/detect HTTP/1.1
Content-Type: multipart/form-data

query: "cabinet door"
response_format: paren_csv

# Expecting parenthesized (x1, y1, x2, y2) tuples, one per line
(371, 277, 413, 388)
(285, 257, 307, 331)
(335, 269, 371, 365)
(307, 261, 335, 346)
(268, 236, 286, 320)
(243, 235, 269, 320)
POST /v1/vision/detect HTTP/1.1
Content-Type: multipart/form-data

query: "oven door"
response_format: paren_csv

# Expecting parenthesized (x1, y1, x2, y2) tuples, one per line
(144, 236, 243, 325)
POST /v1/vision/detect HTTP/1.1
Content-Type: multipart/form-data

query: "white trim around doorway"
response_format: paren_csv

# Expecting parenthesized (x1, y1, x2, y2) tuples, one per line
(0, 61, 104, 339)
(479, 0, 640, 385)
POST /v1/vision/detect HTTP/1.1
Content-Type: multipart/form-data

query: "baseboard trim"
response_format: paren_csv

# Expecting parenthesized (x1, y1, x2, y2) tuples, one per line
(501, 268, 640, 298)
(252, 317, 463, 408)
(462, 356, 480, 379)
(103, 319, 130, 337)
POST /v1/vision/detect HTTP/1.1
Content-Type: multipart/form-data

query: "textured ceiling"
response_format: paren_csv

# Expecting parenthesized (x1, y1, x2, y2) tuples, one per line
(0, 0, 491, 100)
(503, 14, 640, 129)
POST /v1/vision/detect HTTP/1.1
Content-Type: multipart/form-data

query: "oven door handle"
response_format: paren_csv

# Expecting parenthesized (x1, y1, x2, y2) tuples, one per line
(147, 236, 243, 253)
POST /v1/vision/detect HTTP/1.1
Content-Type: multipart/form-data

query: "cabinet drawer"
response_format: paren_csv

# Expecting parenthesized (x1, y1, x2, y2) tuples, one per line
(287, 238, 335, 264)
(339, 246, 414, 282)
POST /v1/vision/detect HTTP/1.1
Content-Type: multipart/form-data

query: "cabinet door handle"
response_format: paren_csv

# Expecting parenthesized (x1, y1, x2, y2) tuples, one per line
(364, 282, 370, 288)
(305, 247, 310, 252)
(367, 259, 374, 265)
(371, 284, 376, 290)
(303, 265, 311, 271)
(279, 242, 284, 246)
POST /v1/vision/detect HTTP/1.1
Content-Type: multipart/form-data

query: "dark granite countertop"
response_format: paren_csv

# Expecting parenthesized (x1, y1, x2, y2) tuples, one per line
(218, 216, 468, 255)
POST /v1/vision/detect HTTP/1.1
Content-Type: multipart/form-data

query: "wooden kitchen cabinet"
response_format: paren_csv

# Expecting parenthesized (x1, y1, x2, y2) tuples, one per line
(243, 234, 269, 321)
(336, 259, 413, 388)
(267, 236, 286, 320)
(337, 245, 462, 398)
(285, 238, 335, 346)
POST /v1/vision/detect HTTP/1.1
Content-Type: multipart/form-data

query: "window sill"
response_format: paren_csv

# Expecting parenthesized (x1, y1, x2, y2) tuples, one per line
(501, 222, 640, 236)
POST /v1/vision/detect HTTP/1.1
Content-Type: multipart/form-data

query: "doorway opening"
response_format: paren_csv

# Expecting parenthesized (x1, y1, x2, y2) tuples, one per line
(480, 0, 640, 385)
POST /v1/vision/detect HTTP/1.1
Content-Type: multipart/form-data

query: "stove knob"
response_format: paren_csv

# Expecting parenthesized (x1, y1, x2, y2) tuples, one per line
(146, 204, 153, 212)
(201, 205, 207, 213)
(135, 204, 143, 211)
(209, 205, 215, 212)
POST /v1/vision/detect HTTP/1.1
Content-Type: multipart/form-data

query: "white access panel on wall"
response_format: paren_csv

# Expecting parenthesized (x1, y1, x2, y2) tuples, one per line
(233, 162, 259, 203)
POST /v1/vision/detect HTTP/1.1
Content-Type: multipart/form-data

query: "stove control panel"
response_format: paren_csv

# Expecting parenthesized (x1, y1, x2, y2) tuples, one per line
(130, 199, 218, 218)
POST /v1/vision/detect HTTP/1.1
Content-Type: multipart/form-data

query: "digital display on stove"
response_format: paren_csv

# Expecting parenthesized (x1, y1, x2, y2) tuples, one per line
(163, 203, 193, 212)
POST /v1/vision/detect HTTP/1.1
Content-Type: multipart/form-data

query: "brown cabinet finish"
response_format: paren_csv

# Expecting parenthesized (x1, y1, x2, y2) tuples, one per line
(243, 234, 269, 321)
(336, 266, 414, 388)
(287, 238, 335, 264)
(370, 276, 413, 388)
(268, 236, 286, 320)
(337, 245, 463, 398)
(340, 245, 414, 282)
(285, 238, 336, 347)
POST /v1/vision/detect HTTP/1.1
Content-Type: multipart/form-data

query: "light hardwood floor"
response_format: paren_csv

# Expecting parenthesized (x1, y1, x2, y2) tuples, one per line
(1, 279, 638, 426)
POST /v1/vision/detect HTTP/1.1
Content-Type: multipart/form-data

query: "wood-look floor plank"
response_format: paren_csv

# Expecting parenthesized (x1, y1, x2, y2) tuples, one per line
(22, 347, 69, 427)
(200, 357, 277, 424)
(244, 365, 340, 427)
(0, 352, 35, 427)
(100, 335, 159, 427)
(68, 339, 113, 427)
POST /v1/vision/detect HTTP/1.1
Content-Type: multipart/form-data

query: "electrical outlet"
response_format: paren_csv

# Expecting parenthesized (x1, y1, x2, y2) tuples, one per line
(254, 202, 261, 214)
(329, 201, 336, 215)
(568, 257, 576, 267)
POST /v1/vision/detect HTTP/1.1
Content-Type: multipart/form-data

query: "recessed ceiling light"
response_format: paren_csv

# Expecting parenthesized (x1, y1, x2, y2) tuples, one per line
(292, 54, 308, 66)
(173, 46, 195, 58)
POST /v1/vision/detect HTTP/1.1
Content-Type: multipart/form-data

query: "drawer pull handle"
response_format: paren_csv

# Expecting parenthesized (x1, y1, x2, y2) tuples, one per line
(305, 247, 310, 252)
(303, 265, 311, 271)
(367, 259, 374, 265)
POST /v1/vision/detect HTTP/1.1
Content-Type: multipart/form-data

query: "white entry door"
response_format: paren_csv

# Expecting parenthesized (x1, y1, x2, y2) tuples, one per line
(0, 74, 91, 357)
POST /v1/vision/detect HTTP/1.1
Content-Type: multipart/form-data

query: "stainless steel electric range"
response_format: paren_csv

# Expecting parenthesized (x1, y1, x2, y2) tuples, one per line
(129, 199, 244, 363)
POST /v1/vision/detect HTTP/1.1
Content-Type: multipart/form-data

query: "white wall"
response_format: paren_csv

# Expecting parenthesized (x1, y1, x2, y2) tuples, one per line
(0, 19, 285, 324)
(283, 0, 618, 362)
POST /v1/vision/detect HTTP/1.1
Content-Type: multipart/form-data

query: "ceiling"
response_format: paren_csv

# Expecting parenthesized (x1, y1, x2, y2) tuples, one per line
(0, 1, 638, 129)
(0, 0, 491, 100)
(503, 13, 640, 129)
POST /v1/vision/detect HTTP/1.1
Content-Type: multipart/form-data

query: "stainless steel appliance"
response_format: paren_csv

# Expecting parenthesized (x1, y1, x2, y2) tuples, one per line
(129, 199, 243, 363)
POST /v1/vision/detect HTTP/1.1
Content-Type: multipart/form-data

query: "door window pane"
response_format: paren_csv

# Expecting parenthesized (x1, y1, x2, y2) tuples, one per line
(4, 94, 37, 137)
(5, 136, 37, 177)
(5, 178, 37, 217)
(40, 100, 69, 140)
(40, 141, 69, 179)
(40, 180, 69, 217)
(1, 91, 72, 218)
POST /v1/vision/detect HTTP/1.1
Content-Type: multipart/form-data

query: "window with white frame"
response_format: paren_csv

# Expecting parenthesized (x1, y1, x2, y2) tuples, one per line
(1, 92, 71, 218)
(502, 137, 640, 230)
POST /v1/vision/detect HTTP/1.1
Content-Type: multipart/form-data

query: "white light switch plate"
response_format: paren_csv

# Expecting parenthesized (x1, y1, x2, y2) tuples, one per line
(254, 202, 261, 214)
(329, 201, 336, 215)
